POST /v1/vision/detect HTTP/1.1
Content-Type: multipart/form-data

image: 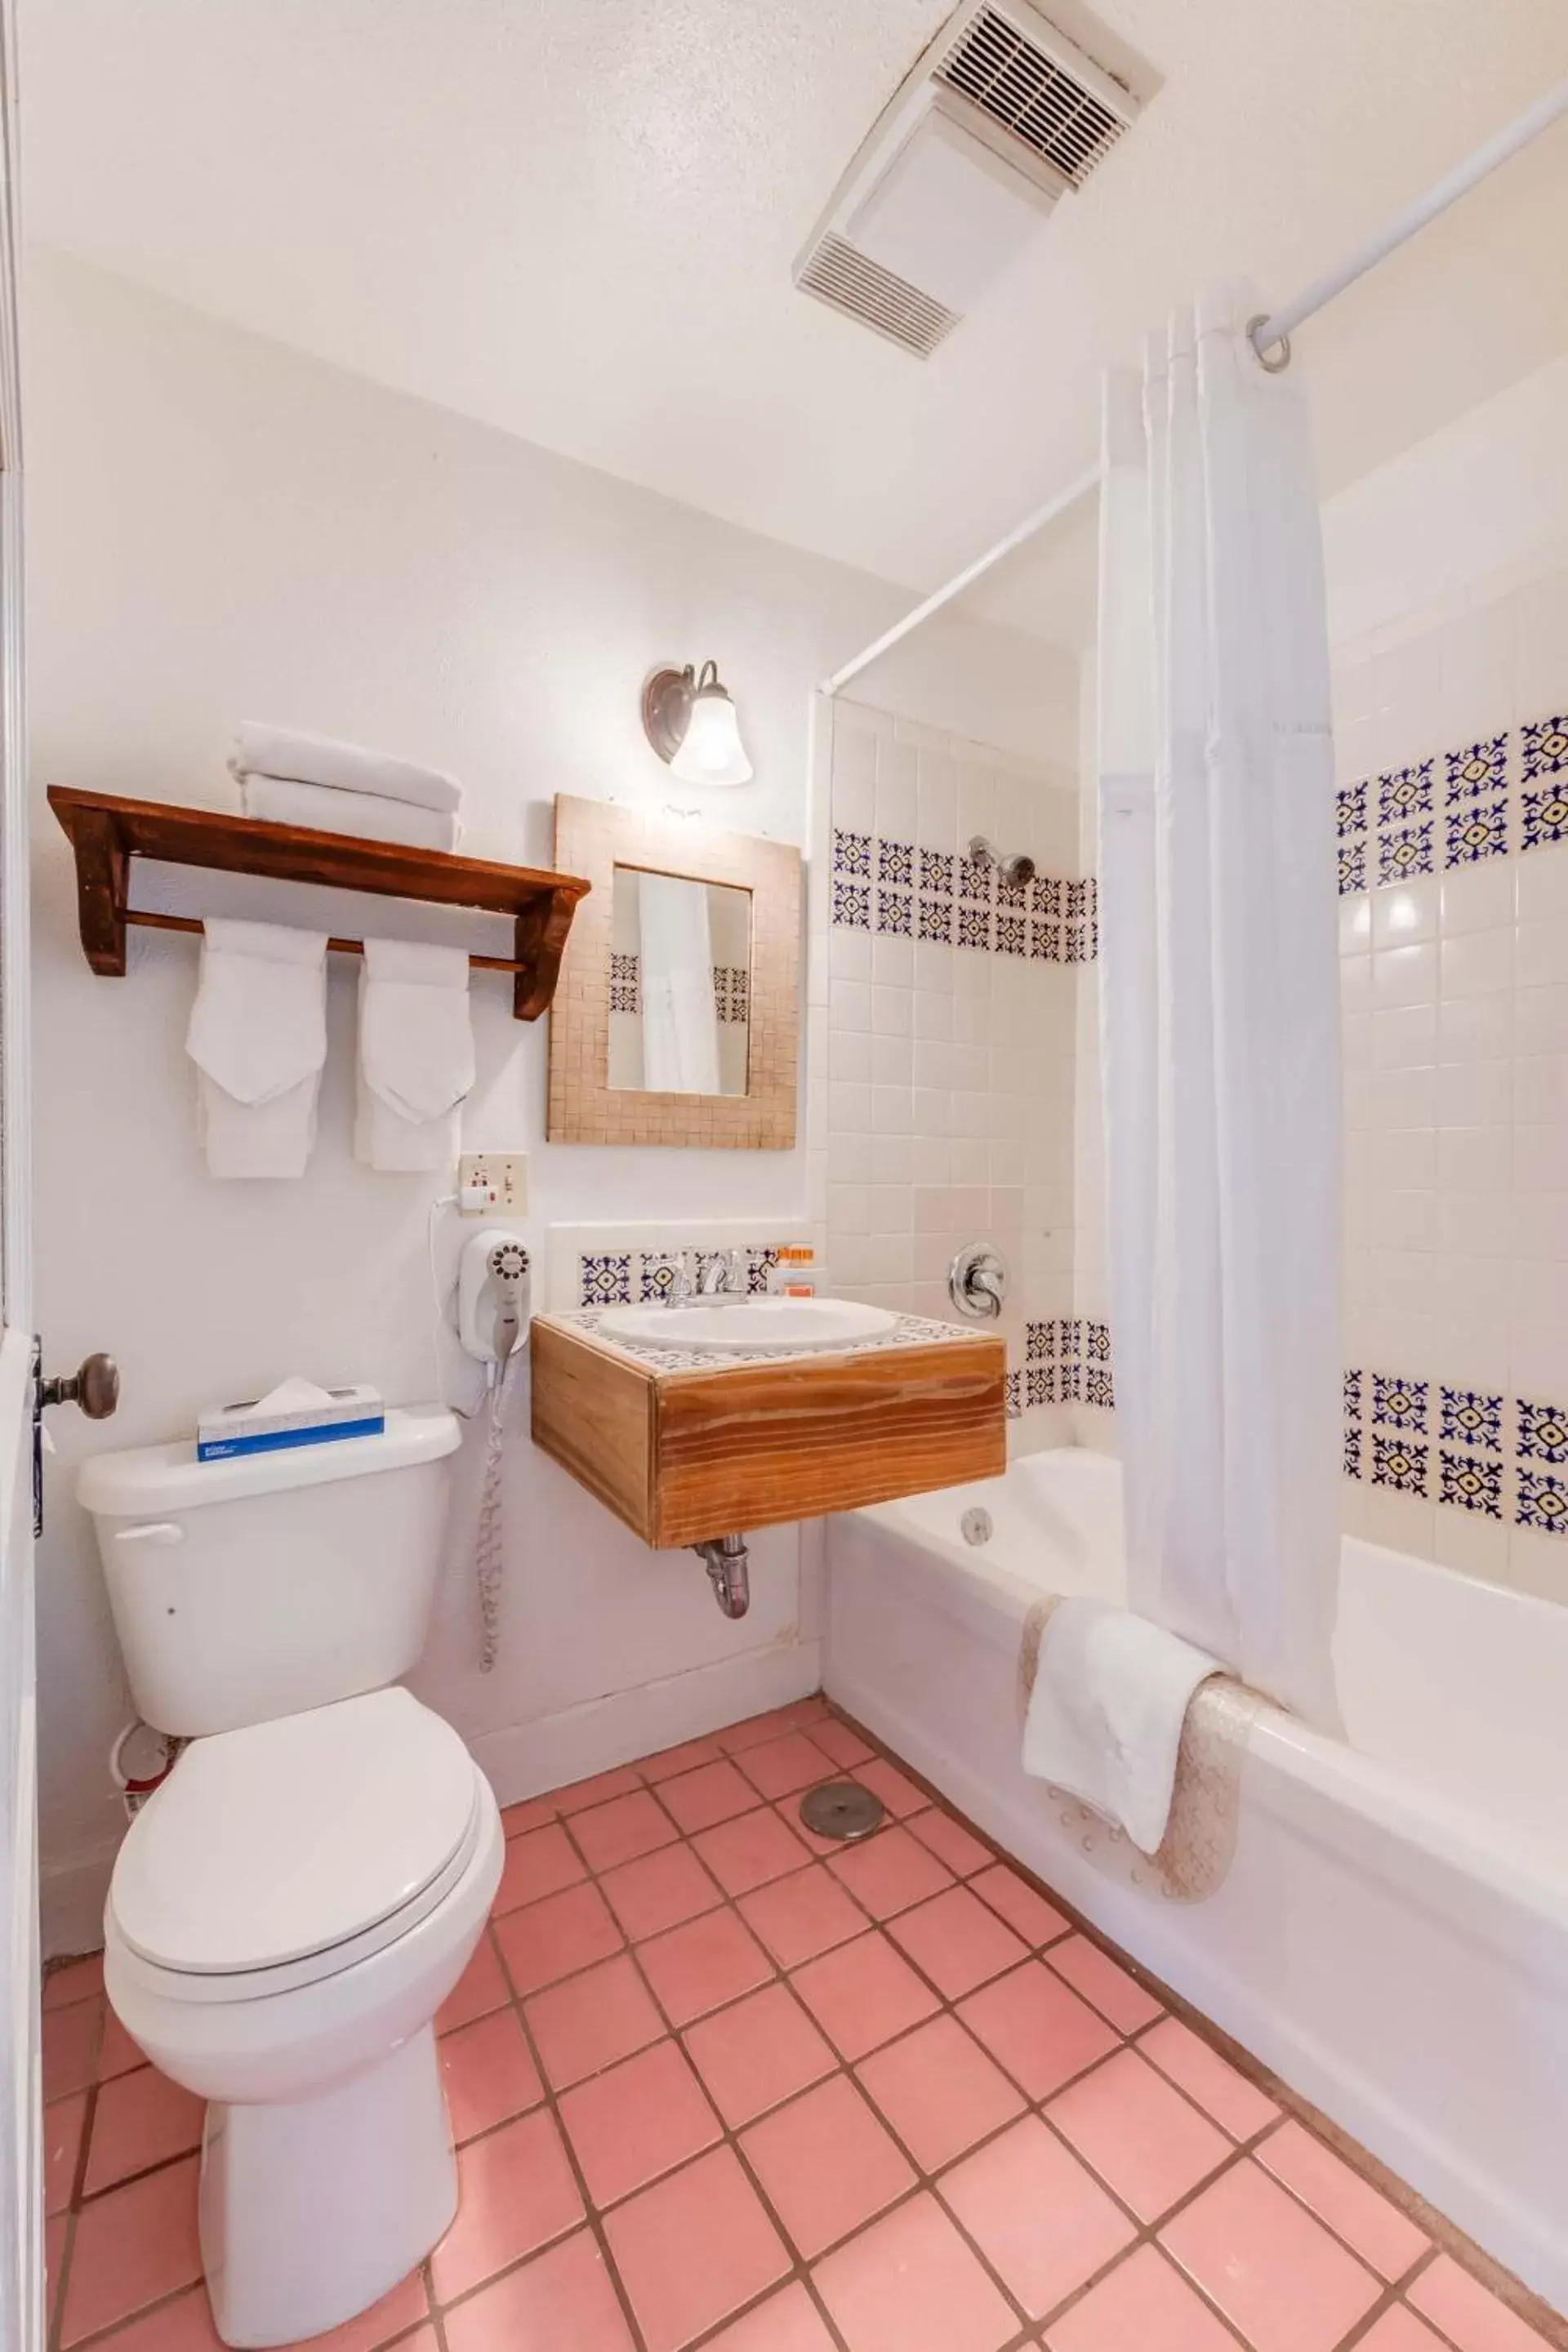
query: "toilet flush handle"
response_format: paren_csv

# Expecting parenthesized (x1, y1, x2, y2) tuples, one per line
(114, 1522, 185, 1546)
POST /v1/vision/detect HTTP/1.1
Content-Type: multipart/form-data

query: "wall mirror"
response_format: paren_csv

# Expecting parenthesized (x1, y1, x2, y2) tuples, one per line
(549, 795, 800, 1148)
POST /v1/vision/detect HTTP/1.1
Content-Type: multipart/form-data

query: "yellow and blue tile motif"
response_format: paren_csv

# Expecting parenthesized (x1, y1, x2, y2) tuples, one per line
(1518, 1398, 1568, 1464)
(1445, 797, 1508, 866)
(1521, 783, 1568, 853)
(1336, 782, 1367, 839)
(1439, 1386, 1503, 1450)
(1371, 1373, 1428, 1432)
(1517, 1470, 1568, 1537)
(1521, 713, 1568, 782)
(1371, 1433, 1428, 1495)
(1377, 762, 1433, 825)
(1444, 736, 1507, 801)
(1378, 822, 1433, 883)
(1439, 1450, 1503, 1518)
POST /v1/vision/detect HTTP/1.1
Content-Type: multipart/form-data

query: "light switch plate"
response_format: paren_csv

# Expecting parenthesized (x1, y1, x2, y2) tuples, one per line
(458, 1152, 528, 1216)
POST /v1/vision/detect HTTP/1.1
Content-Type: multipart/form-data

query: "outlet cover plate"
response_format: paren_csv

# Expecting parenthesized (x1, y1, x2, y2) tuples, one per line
(459, 1152, 528, 1216)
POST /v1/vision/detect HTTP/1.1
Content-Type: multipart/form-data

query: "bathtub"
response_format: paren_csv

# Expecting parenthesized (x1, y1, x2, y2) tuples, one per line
(826, 1446, 1568, 2306)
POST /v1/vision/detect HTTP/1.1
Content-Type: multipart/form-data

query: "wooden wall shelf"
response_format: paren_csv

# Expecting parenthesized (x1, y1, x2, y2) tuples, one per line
(47, 786, 591, 1020)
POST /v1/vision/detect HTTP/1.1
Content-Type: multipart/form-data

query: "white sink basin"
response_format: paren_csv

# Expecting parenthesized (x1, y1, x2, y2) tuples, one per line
(597, 1297, 899, 1354)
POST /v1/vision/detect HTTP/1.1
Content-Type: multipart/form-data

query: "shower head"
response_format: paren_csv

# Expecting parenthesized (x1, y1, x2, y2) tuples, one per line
(969, 835, 1036, 889)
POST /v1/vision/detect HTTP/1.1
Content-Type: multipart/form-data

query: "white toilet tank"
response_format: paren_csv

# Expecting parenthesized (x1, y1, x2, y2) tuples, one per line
(78, 1406, 463, 1738)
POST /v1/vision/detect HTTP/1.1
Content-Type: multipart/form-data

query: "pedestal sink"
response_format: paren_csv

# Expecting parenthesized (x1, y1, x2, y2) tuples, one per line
(597, 1297, 898, 1353)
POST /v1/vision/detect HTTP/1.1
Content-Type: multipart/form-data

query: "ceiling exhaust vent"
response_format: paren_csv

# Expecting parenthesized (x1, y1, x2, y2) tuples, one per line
(795, 0, 1138, 358)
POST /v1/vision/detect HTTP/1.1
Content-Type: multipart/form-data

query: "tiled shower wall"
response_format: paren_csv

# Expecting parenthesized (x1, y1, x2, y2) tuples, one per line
(822, 701, 1080, 1440)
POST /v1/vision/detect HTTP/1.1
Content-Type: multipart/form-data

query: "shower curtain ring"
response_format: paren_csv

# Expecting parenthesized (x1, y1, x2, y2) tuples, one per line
(1246, 314, 1292, 373)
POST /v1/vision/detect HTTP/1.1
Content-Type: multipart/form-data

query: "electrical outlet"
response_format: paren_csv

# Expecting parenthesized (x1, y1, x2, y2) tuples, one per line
(457, 1153, 528, 1216)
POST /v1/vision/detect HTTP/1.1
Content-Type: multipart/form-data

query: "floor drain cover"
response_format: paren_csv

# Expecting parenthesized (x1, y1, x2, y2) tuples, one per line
(799, 1781, 885, 1842)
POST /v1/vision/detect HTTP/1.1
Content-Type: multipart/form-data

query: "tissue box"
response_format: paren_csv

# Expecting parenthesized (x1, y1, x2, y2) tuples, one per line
(197, 1383, 385, 1462)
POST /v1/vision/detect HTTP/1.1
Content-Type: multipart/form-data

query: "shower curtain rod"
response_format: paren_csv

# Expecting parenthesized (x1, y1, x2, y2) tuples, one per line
(823, 71, 1568, 697)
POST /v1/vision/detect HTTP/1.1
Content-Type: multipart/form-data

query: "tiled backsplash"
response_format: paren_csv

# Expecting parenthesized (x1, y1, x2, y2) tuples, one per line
(1343, 1370, 1568, 1538)
(831, 826, 1098, 964)
(1337, 710, 1567, 893)
(575, 1245, 781, 1307)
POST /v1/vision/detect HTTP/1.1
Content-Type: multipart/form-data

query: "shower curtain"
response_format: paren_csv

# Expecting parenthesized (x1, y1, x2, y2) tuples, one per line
(639, 873, 722, 1096)
(1096, 283, 1342, 1727)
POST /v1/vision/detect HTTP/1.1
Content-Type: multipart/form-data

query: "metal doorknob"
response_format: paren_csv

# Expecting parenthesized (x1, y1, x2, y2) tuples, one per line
(39, 1352, 120, 1419)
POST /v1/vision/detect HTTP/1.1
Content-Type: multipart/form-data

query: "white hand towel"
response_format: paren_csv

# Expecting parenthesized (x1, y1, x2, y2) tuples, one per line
(1022, 1596, 1222, 1855)
(354, 936, 475, 1172)
(185, 919, 328, 1178)
(229, 722, 463, 816)
(239, 773, 463, 853)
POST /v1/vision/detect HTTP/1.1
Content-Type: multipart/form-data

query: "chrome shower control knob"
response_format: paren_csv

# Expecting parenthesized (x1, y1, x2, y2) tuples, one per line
(949, 1243, 1007, 1321)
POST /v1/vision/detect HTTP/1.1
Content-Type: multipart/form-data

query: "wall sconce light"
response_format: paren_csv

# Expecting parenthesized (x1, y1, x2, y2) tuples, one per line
(642, 660, 753, 787)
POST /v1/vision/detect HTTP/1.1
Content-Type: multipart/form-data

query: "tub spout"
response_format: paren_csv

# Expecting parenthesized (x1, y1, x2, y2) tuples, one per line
(693, 1532, 750, 1619)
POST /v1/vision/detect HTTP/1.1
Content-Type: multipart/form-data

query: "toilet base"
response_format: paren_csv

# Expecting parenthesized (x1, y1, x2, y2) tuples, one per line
(199, 2025, 456, 2349)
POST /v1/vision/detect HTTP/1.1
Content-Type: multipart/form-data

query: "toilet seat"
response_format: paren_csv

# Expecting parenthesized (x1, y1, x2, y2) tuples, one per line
(109, 1687, 484, 2002)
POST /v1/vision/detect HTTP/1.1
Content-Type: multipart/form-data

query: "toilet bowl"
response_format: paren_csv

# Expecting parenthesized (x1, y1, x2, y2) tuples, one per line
(104, 1686, 504, 2348)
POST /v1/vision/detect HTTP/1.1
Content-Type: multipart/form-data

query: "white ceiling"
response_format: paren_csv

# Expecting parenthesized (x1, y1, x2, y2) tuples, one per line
(19, 0, 1568, 648)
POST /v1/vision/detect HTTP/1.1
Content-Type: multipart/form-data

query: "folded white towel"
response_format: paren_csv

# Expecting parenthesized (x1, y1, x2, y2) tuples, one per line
(239, 773, 463, 853)
(229, 722, 463, 816)
(1022, 1596, 1221, 1855)
(354, 936, 474, 1172)
(185, 919, 328, 1179)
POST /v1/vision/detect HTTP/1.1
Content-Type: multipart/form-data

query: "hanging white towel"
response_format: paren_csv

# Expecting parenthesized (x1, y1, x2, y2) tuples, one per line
(354, 936, 474, 1171)
(238, 773, 463, 853)
(185, 919, 328, 1178)
(229, 722, 463, 816)
(639, 872, 721, 1095)
(1022, 1596, 1222, 1855)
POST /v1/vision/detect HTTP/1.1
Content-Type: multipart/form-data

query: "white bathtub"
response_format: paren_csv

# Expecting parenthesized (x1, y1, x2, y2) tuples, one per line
(826, 1446, 1568, 2306)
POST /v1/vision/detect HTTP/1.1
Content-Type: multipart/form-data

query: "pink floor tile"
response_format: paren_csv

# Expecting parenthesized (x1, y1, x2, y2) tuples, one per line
(559, 2036, 722, 2207)
(1043, 2242, 1241, 2352)
(430, 2105, 584, 2301)
(443, 2228, 635, 2352)
(44, 1953, 105, 2010)
(735, 1731, 837, 1801)
(967, 1860, 1070, 1948)
(885, 1884, 1029, 1998)
(1408, 2254, 1556, 2352)
(719, 1699, 831, 1753)
(1047, 1935, 1165, 2032)
(99, 2008, 145, 2081)
(1137, 2014, 1281, 2140)
(494, 1821, 587, 1913)
(693, 1806, 813, 1895)
(44, 2092, 85, 2216)
(809, 1719, 875, 1771)
(554, 1764, 645, 1814)
(42, 1999, 103, 2103)
(493, 1878, 625, 1995)
(1047, 2047, 1232, 2222)
(599, 1842, 724, 1940)
(436, 1931, 510, 2033)
(46, 2213, 66, 2339)
(906, 1808, 992, 1877)
(846, 1756, 930, 1819)
(683, 1981, 837, 2127)
(61, 2151, 201, 2343)
(604, 2144, 791, 2352)
(569, 1788, 679, 1872)
(523, 1953, 665, 2090)
(791, 1931, 940, 2061)
(824, 1826, 954, 1921)
(500, 1793, 556, 1837)
(811, 2189, 1018, 2352)
(740, 2074, 915, 2259)
(856, 2011, 1025, 2171)
(1258, 2120, 1431, 2280)
(639, 1736, 726, 1784)
(439, 2007, 545, 2142)
(84, 2064, 205, 2194)
(1160, 2159, 1383, 2352)
(956, 1961, 1119, 2100)
(657, 1758, 763, 1833)
(782, 1802, 853, 1859)
(83, 2287, 225, 2352)
(739, 1864, 869, 1968)
(938, 2114, 1137, 2320)
(1359, 2311, 1451, 2352)
(636, 1905, 774, 2026)
(703, 2281, 840, 2352)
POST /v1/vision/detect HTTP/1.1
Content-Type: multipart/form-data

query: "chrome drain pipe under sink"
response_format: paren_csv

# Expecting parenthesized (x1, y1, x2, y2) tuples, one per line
(693, 1532, 751, 1619)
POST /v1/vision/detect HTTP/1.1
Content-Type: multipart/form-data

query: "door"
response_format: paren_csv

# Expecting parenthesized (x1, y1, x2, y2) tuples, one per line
(0, 0, 39, 2341)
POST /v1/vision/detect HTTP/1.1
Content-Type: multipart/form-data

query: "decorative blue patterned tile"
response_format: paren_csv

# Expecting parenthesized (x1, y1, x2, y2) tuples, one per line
(746, 1247, 780, 1295)
(1031, 875, 1062, 920)
(1339, 841, 1366, 897)
(1371, 1373, 1428, 1432)
(1026, 1364, 1055, 1407)
(1086, 1321, 1111, 1364)
(1438, 1386, 1503, 1450)
(1378, 820, 1434, 884)
(1343, 1428, 1362, 1480)
(1343, 1369, 1363, 1419)
(1521, 713, 1568, 782)
(1517, 1468, 1568, 1535)
(919, 847, 955, 898)
(1059, 1316, 1083, 1362)
(1029, 920, 1061, 960)
(1336, 781, 1368, 839)
(831, 878, 871, 929)
(956, 902, 991, 951)
(995, 912, 1027, 956)
(1063, 923, 1086, 963)
(996, 869, 1030, 911)
(1085, 876, 1098, 922)
(1085, 1365, 1115, 1409)
(1517, 1396, 1568, 1464)
(1445, 735, 1508, 801)
(1025, 1319, 1055, 1361)
(831, 827, 872, 879)
(1086, 920, 1099, 963)
(609, 951, 640, 1013)
(875, 887, 913, 936)
(1064, 880, 1089, 923)
(1004, 1369, 1022, 1420)
(638, 1253, 679, 1303)
(917, 898, 954, 946)
(876, 838, 914, 889)
(728, 968, 751, 1025)
(580, 1253, 632, 1306)
(1438, 1450, 1503, 1518)
(1376, 762, 1434, 825)
(1521, 782, 1568, 852)
(1059, 1359, 1084, 1403)
(1371, 1434, 1428, 1494)
(1444, 796, 1508, 866)
(958, 850, 993, 905)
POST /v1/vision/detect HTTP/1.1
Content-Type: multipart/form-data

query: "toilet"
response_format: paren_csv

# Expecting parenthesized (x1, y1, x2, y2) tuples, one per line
(78, 1405, 504, 2351)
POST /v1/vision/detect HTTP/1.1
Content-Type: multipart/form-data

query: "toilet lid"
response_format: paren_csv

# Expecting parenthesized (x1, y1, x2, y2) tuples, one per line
(111, 1687, 481, 1976)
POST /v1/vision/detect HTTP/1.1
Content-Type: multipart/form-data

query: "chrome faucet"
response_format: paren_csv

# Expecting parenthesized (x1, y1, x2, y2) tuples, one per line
(670, 1247, 746, 1306)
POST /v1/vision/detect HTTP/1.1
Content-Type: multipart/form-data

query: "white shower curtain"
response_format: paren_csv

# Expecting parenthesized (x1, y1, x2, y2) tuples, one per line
(1096, 283, 1342, 1727)
(639, 873, 722, 1096)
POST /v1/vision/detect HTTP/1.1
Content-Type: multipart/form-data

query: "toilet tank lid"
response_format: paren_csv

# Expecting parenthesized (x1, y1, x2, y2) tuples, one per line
(78, 1404, 460, 1517)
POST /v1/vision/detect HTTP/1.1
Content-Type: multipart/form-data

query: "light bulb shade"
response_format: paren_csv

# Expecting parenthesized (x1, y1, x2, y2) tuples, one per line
(670, 684, 753, 786)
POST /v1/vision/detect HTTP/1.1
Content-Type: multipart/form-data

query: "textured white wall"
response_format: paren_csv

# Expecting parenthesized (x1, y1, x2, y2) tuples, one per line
(24, 250, 1078, 1950)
